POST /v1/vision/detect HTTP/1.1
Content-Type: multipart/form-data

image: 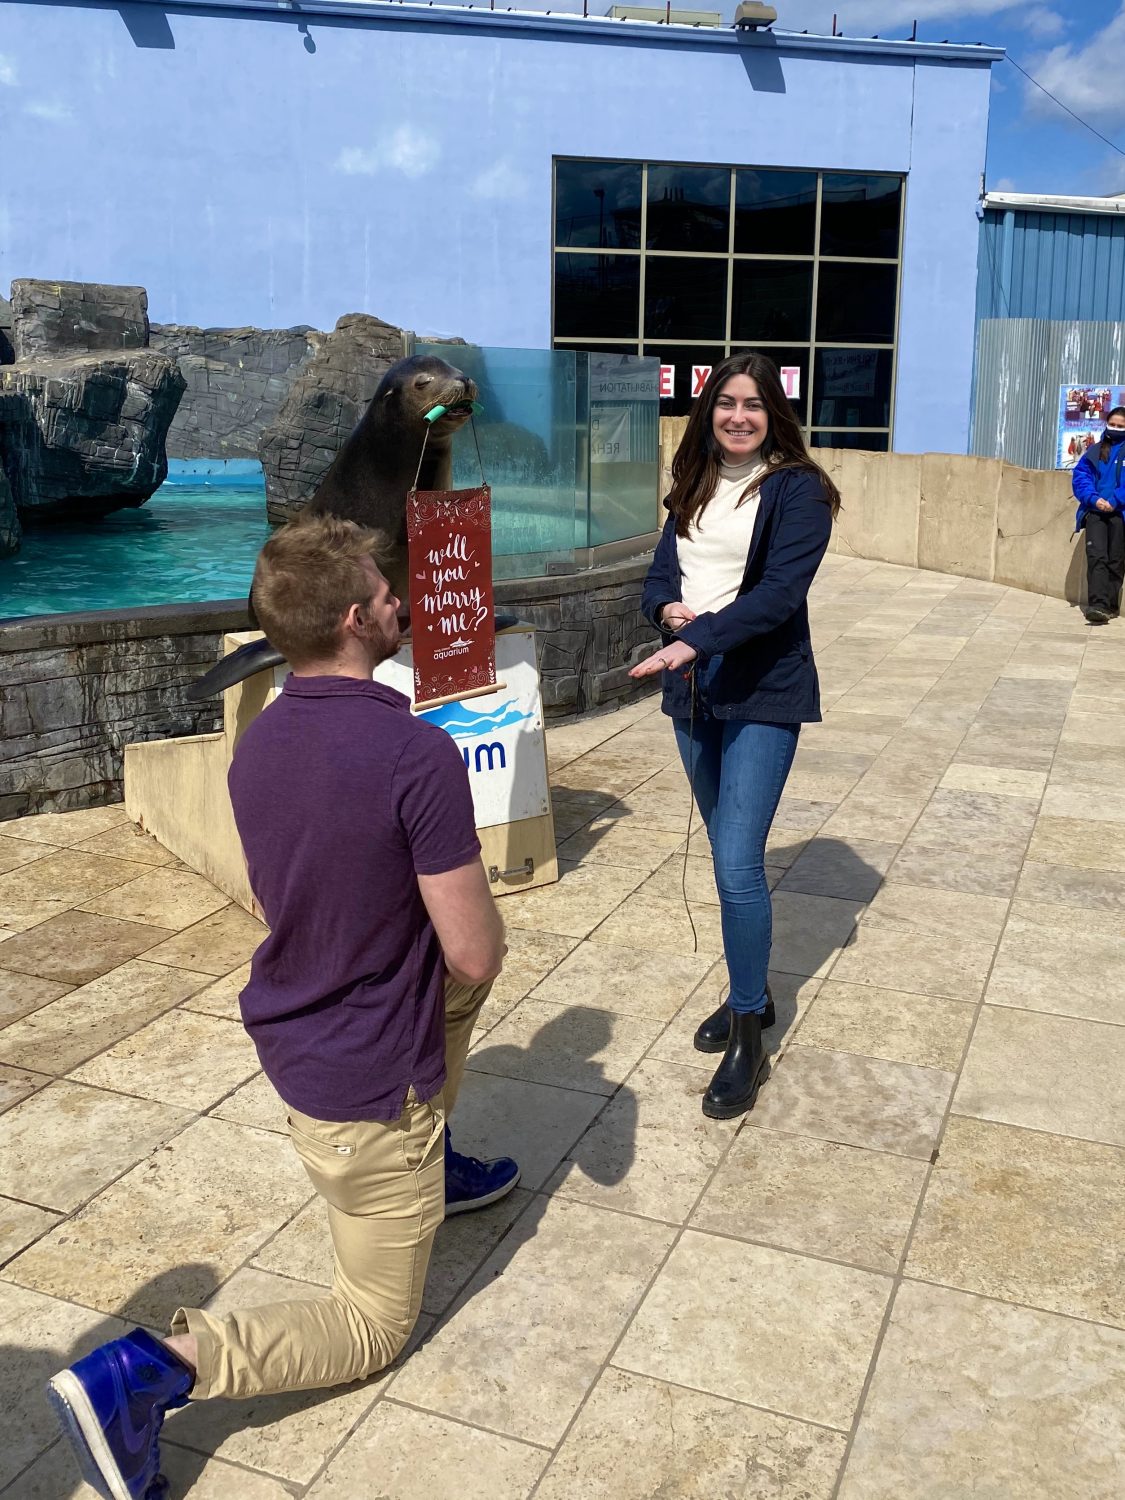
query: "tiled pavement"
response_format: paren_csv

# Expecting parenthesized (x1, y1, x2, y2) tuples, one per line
(2, 551, 1125, 1496)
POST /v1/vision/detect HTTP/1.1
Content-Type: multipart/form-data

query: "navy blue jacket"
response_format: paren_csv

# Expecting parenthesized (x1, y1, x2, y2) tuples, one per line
(641, 466, 833, 723)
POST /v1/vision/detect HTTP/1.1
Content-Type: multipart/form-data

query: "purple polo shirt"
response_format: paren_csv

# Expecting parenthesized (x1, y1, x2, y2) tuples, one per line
(227, 675, 481, 1122)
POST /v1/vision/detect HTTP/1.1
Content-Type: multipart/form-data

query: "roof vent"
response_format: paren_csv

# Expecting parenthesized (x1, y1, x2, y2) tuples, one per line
(732, 3, 778, 29)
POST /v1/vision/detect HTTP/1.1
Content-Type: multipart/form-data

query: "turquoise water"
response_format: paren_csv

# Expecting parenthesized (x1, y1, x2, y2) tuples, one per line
(0, 475, 608, 621)
(0, 483, 272, 620)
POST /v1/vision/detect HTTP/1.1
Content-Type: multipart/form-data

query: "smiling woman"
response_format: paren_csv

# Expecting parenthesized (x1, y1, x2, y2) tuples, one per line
(631, 351, 839, 1121)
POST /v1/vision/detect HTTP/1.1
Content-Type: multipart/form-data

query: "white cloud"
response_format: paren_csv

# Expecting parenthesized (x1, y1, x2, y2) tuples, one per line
(993, 176, 1018, 192)
(0, 54, 16, 86)
(334, 127, 440, 179)
(469, 162, 530, 201)
(1023, 8, 1125, 129)
(24, 100, 73, 122)
(1025, 5, 1065, 40)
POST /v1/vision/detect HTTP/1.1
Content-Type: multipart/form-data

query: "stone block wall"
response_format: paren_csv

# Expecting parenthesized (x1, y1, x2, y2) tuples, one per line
(818, 446, 1082, 602)
(0, 602, 251, 820)
(149, 324, 316, 460)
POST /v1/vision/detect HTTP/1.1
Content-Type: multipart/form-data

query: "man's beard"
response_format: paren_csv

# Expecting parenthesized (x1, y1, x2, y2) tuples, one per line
(366, 620, 402, 670)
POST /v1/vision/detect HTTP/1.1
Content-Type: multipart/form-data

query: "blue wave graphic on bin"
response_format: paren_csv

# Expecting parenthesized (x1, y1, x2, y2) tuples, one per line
(418, 698, 533, 739)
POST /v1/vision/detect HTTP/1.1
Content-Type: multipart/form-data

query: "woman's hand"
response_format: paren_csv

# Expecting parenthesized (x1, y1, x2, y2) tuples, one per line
(660, 603, 697, 631)
(629, 639, 699, 679)
(1095, 498, 1114, 513)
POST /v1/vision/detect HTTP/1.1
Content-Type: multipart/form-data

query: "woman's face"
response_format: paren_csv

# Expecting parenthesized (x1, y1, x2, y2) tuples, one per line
(711, 374, 769, 464)
(1108, 413, 1125, 432)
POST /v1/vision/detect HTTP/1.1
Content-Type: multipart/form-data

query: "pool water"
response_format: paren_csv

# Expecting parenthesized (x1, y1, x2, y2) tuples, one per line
(0, 483, 272, 620)
(0, 475, 607, 620)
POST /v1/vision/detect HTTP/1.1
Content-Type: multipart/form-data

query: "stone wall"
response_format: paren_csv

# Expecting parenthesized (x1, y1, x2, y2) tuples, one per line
(0, 561, 660, 819)
(818, 447, 1084, 603)
(149, 324, 315, 460)
(0, 602, 250, 820)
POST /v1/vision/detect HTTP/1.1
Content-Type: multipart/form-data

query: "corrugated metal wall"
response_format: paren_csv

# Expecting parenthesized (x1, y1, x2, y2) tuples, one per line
(978, 207, 1125, 323)
(971, 318, 1125, 469)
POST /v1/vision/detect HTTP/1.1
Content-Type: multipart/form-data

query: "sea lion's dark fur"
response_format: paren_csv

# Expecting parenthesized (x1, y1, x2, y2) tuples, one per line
(187, 355, 478, 700)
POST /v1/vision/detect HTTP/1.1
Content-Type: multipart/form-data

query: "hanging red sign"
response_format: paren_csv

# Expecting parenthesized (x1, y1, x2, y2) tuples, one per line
(405, 486, 498, 709)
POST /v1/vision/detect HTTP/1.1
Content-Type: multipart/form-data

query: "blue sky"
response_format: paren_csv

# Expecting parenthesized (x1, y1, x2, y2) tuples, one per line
(610, 1, 1125, 198)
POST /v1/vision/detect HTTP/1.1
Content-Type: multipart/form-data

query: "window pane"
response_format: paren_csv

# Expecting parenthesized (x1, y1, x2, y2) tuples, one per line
(820, 173, 902, 258)
(555, 161, 642, 249)
(646, 165, 731, 252)
(734, 169, 817, 253)
(644, 256, 727, 340)
(643, 344, 726, 417)
(554, 253, 640, 338)
(811, 430, 890, 452)
(812, 348, 894, 428)
(816, 263, 898, 344)
(727, 344, 810, 425)
(732, 261, 813, 341)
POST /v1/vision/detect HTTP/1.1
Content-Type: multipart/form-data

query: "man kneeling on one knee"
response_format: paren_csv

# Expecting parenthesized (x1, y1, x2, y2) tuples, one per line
(48, 514, 518, 1500)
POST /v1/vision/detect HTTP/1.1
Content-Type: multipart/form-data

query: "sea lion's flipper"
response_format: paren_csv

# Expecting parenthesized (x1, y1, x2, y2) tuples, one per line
(186, 638, 287, 700)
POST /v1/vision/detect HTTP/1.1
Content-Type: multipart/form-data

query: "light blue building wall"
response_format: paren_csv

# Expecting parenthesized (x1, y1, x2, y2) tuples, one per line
(1, 1, 999, 454)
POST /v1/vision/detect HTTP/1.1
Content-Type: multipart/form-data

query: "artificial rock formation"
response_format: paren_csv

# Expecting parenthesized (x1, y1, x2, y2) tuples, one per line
(149, 323, 316, 461)
(0, 280, 186, 555)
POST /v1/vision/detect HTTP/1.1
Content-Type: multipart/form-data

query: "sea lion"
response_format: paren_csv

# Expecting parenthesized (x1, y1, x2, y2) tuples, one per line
(187, 355, 486, 699)
(304, 353, 479, 603)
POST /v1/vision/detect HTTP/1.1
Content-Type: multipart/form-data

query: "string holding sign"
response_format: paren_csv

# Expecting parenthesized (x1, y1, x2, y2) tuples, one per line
(406, 417, 501, 710)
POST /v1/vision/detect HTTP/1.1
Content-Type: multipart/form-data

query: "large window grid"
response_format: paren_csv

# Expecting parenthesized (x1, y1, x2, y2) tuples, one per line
(552, 159, 904, 448)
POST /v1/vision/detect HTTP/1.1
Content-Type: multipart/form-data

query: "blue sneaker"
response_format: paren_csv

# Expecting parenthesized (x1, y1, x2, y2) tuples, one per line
(46, 1328, 192, 1500)
(444, 1126, 520, 1215)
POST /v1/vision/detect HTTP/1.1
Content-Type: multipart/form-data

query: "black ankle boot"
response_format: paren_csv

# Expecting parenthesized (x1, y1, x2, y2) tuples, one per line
(693, 984, 775, 1053)
(702, 1009, 770, 1119)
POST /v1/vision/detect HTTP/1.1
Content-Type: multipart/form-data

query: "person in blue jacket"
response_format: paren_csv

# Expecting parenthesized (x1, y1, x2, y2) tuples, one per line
(1072, 406, 1125, 623)
(629, 352, 839, 1119)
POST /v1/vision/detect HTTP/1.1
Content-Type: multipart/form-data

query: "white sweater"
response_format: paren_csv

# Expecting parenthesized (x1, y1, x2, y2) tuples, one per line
(677, 460, 765, 617)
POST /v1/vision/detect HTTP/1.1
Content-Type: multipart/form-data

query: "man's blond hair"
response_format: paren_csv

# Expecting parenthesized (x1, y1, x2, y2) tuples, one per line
(251, 514, 386, 666)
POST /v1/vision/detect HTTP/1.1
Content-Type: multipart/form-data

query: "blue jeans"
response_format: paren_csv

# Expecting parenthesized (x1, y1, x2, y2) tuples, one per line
(673, 694, 799, 1015)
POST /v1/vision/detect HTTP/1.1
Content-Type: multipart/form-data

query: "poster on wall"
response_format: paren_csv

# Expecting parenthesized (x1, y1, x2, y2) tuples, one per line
(405, 486, 498, 708)
(1056, 384, 1125, 469)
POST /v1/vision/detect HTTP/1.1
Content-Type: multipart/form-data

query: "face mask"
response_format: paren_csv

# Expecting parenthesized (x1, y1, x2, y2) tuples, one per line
(1106, 428, 1125, 443)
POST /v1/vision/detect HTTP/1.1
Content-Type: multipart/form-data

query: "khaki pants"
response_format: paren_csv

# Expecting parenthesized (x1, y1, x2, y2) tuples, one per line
(173, 976, 489, 1398)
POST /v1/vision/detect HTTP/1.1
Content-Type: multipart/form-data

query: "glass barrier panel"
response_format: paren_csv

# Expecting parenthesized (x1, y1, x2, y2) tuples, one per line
(416, 342, 579, 580)
(583, 352, 662, 547)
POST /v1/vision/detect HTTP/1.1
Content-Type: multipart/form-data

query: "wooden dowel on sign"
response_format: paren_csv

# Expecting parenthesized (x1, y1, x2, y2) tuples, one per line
(412, 681, 507, 713)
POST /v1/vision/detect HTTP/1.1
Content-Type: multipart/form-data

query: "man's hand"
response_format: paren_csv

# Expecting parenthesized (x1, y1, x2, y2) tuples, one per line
(629, 639, 699, 679)
(660, 603, 697, 631)
(1095, 498, 1114, 513)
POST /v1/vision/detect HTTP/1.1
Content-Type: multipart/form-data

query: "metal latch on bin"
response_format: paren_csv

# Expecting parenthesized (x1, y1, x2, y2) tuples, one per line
(488, 858, 534, 884)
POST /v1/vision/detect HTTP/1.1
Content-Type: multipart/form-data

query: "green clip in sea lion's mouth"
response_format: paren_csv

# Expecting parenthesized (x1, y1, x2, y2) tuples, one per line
(423, 399, 484, 424)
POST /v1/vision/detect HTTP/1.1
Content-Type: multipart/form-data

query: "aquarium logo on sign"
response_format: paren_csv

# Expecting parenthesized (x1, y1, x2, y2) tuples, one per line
(417, 698, 534, 775)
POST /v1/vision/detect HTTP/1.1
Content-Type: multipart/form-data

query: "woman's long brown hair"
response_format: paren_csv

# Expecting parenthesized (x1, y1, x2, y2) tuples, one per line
(665, 351, 841, 538)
